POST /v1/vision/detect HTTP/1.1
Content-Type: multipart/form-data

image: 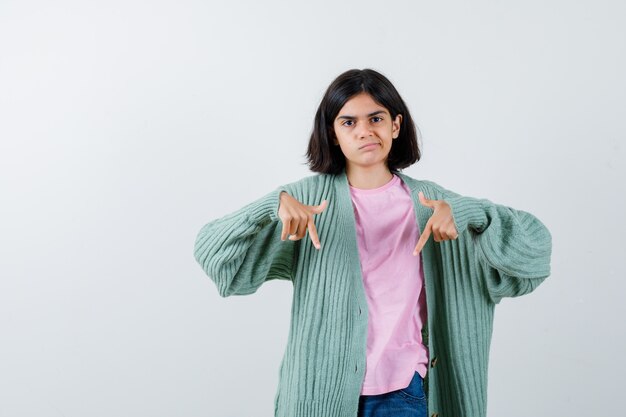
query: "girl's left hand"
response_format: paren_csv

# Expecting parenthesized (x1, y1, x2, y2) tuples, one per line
(413, 191, 459, 255)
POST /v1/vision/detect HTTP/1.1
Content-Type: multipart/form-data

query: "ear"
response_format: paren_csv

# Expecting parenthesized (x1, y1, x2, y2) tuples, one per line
(392, 114, 402, 139)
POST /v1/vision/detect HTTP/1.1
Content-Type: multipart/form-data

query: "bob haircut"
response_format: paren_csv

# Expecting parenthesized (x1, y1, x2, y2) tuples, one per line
(306, 68, 421, 175)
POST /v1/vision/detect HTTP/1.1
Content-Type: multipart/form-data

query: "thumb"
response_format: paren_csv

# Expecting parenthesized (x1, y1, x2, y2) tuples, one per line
(309, 199, 329, 214)
(418, 191, 434, 208)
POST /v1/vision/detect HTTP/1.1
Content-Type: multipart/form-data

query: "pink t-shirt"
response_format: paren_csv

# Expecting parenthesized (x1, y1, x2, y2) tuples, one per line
(349, 173, 429, 396)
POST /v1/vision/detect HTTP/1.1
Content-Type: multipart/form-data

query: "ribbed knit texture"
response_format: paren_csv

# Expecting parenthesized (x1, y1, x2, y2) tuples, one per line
(193, 169, 552, 417)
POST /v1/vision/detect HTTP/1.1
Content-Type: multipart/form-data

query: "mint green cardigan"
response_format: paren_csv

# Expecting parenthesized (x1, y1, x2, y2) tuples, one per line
(193, 169, 552, 417)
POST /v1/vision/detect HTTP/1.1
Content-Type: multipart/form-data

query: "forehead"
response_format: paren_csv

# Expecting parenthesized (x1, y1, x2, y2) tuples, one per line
(336, 93, 389, 118)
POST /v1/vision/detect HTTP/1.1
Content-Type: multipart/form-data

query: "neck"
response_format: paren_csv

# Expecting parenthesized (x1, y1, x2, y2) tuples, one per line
(345, 164, 394, 189)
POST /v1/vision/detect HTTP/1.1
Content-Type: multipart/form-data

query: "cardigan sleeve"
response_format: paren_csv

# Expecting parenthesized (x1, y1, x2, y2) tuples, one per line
(193, 186, 297, 297)
(439, 190, 552, 304)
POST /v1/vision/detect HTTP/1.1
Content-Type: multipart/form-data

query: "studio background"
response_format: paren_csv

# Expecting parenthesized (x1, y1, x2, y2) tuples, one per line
(1, 1, 624, 416)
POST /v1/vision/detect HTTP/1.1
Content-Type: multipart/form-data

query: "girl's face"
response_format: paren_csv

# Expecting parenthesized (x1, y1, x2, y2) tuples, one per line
(332, 92, 402, 173)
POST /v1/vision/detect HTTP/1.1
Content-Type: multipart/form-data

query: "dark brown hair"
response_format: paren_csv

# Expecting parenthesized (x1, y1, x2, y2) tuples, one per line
(305, 68, 421, 174)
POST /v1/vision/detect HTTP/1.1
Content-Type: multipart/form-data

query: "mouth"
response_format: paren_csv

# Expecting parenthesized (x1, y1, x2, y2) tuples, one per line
(360, 143, 380, 150)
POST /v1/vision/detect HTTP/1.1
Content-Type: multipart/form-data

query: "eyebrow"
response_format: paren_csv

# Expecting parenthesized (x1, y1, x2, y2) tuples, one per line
(336, 110, 387, 120)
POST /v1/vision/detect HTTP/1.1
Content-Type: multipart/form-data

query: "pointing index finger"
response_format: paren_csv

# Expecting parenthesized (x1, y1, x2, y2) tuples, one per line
(281, 217, 291, 241)
(307, 216, 321, 249)
(413, 222, 432, 255)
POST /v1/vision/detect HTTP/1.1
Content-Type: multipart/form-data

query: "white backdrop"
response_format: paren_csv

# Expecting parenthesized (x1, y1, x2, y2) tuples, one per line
(1, 1, 625, 416)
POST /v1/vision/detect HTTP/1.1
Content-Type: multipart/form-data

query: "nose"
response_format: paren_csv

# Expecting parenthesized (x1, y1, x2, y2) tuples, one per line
(356, 123, 374, 139)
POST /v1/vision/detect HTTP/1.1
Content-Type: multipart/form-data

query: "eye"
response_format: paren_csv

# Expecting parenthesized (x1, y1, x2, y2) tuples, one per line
(342, 120, 354, 127)
(371, 116, 382, 123)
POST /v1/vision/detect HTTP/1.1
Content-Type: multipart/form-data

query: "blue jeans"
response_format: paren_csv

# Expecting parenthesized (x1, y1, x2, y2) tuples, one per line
(357, 371, 427, 417)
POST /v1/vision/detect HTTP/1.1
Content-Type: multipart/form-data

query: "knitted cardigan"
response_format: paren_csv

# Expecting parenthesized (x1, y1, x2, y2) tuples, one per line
(193, 168, 552, 417)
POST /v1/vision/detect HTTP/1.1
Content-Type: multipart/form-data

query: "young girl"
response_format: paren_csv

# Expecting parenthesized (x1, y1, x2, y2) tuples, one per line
(193, 68, 552, 417)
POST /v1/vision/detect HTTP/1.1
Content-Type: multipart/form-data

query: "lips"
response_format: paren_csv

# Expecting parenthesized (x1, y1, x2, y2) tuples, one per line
(360, 142, 380, 149)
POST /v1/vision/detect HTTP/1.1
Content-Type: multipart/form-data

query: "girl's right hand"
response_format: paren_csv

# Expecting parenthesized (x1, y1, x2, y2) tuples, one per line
(278, 191, 328, 250)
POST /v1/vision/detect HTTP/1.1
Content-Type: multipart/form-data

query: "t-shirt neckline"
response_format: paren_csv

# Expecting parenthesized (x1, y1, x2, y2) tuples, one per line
(349, 174, 399, 194)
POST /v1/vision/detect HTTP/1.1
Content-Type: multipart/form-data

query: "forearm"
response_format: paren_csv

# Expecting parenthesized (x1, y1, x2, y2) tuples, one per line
(441, 194, 552, 280)
(193, 186, 295, 297)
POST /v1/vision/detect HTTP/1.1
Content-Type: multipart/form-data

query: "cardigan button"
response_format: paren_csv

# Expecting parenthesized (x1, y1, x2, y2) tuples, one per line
(430, 357, 438, 368)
